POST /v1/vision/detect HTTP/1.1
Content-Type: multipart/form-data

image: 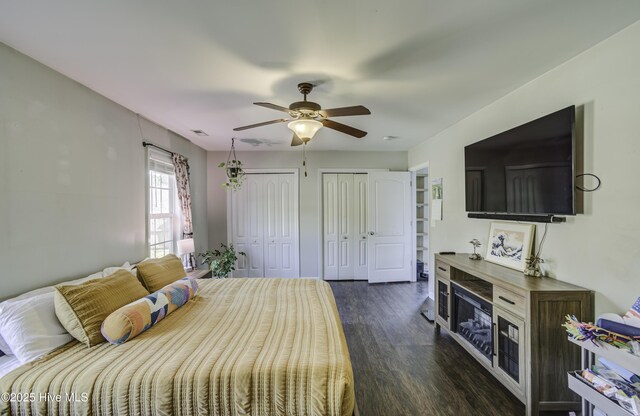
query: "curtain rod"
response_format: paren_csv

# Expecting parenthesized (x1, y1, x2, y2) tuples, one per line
(142, 141, 187, 160)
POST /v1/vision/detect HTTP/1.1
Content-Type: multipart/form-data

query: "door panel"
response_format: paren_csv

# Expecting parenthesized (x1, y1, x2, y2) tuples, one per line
(276, 174, 298, 277)
(246, 176, 263, 277)
(337, 174, 354, 279)
(230, 177, 250, 276)
(353, 174, 368, 279)
(368, 171, 412, 283)
(323, 174, 339, 280)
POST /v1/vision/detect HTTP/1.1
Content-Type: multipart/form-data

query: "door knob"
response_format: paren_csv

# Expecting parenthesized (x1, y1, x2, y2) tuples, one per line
(369, 231, 375, 235)
(343, 236, 348, 240)
(362, 236, 366, 240)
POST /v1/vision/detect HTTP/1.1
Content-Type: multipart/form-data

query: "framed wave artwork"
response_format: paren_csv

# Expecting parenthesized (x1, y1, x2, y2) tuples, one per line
(485, 222, 535, 272)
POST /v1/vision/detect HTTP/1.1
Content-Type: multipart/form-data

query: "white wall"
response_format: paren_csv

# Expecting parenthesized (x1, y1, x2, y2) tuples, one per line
(408, 21, 640, 316)
(207, 150, 408, 277)
(0, 43, 208, 299)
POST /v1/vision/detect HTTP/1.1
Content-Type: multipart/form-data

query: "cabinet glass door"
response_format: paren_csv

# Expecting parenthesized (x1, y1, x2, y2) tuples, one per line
(494, 308, 525, 396)
(437, 279, 450, 323)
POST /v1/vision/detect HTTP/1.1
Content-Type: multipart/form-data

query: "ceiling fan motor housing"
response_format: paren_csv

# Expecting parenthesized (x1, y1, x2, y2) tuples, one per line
(289, 101, 321, 113)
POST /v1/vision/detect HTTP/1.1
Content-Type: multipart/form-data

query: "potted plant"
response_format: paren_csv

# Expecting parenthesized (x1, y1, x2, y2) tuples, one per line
(198, 243, 246, 278)
(220, 138, 246, 190)
(218, 159, 246, 190)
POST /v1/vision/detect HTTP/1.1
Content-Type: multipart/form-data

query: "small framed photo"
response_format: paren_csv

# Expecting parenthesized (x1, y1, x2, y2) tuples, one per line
(486, 222, 535, 272)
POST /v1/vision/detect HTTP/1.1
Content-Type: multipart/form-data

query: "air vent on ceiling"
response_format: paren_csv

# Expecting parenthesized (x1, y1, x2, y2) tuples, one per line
(191, 129, 208, 136)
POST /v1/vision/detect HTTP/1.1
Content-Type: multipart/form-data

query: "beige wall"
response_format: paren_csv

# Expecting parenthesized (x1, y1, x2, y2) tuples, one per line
(207, 150, 408, 277)
(408, 21, 640, 315)
(0, 43, 208, 299)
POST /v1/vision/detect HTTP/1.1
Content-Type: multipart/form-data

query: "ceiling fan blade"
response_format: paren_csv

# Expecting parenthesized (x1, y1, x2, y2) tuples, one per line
(233, 118, 289, 131)
(290, 133, 304, 147)
(319, 105, 371, 118)
(254, 102, 291, 113)
(321, 119, 367, 138)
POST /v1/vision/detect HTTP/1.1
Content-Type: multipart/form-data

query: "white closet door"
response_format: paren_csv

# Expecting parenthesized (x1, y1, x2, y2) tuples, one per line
(263, 174, 299, 278)
(353, 174, 368, 280)
(323, 174, 339, 280)
(246, 175, 264, 277)
(337, 174, 354, 280)
(367, 171, 412, 283)
(276, 174, 298, 278)
(230, 176, 250, 276)
(231, 175, 264, 277)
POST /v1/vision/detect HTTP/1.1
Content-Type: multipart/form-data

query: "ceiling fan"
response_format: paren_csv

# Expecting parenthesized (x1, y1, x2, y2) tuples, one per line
(233, 82, 371, 146)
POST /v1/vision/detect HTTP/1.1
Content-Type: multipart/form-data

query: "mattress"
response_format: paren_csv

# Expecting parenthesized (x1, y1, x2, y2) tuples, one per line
(0, 278, 354, 416)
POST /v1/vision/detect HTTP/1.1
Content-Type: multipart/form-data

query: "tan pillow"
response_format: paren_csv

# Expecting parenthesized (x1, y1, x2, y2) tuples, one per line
(54, 270, 150, 347)
(136, 254, 186, 292)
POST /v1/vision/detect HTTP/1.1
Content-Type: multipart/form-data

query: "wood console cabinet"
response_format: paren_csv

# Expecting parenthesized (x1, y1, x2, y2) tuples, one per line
(434, 254, 593, 416)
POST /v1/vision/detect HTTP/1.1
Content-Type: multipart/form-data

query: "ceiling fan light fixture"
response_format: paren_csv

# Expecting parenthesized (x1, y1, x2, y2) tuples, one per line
(287, 119, 323, 140)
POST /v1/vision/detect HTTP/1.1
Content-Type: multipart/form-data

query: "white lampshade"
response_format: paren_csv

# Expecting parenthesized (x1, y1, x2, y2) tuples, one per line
(287, 119, 323, 140)
(177, 238, 195, 255)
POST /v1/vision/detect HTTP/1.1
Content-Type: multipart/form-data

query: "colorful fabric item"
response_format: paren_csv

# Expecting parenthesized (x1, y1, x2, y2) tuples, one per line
(101, 277, 198, 345)
(625, 297, 640, 323)
(563, 315, 640, 352)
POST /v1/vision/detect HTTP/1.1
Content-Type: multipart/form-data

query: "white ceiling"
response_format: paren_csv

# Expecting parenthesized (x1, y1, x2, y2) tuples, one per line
(1, 1, 639, 151)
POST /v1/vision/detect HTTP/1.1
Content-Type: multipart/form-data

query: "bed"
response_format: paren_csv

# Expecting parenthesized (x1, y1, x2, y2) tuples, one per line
(0, 278, 355, 416)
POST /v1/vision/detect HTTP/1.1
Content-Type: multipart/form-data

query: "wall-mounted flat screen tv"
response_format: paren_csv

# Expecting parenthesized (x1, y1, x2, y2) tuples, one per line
(464, 106, 575, 216)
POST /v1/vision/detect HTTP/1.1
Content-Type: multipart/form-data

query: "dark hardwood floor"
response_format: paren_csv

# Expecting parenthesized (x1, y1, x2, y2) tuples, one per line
(330, 280, 526, 416)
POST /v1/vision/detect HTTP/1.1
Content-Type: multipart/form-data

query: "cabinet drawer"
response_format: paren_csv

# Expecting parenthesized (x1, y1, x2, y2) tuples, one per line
(493, 286, 525, 318)
(435, 261, 451, 279)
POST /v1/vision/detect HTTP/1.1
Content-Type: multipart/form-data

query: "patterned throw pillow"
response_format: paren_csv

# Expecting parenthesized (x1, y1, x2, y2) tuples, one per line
(101, 278, 198, 345)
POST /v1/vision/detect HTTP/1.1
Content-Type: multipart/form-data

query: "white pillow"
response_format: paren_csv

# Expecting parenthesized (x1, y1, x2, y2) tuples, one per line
(0, 334, 10, 355)
(0, 292, 74, 363)
(0, 271, 103, 357)
(103, 262, 134, 277)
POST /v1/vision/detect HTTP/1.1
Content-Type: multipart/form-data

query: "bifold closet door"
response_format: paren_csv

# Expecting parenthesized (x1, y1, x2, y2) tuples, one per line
(231, 175, 264, 278)
(323, 173, 368, 281)
(263, 174, 298, 278)
(230, 174, 298, 278)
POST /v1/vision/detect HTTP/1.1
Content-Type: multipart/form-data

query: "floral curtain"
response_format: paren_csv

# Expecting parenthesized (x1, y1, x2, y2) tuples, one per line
(171, 154, 193, 238)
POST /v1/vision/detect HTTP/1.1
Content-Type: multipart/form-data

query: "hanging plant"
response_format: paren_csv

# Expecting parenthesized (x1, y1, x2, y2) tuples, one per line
(219, 138, 246, 190)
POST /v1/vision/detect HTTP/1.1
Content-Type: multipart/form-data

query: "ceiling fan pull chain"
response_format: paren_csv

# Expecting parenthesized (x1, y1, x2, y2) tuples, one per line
(303, 143, 308, 177)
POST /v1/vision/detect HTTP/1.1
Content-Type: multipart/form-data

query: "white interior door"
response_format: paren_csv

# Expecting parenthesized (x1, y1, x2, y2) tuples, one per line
(353, 174, 368, 280)
(367, 171, 412, 283)
(337, 174, 354, 280)
(323, 174, 339, 280)
(263, 174, 299, 278)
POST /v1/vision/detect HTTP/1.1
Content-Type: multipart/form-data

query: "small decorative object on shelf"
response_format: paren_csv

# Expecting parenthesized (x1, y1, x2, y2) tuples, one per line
(524, 255, 544, 277)
(564, 315, 640, 352)
(198, 243, 246, 278)
(219, 137, 246, 190)
(469, 239, 482, 260)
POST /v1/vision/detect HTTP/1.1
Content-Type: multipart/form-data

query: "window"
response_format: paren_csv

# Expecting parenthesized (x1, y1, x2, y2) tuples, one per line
(147, 149, 181, 258)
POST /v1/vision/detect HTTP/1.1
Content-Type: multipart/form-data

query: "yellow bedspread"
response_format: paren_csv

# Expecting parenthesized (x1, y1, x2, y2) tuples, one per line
(0, 278, 354, 416)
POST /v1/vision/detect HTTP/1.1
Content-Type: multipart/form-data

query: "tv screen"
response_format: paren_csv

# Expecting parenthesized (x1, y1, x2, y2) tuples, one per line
(464, 106, 575, 215)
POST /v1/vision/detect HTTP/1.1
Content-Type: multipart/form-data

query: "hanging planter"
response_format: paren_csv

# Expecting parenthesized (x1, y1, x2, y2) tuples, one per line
(219, 138, 246, 190)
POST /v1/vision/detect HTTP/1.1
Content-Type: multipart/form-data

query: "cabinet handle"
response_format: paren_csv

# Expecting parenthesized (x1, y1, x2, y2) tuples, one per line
(438, 266, 447, 272)
(498, 296, 516, 305)
(492, 323, 497, 357)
